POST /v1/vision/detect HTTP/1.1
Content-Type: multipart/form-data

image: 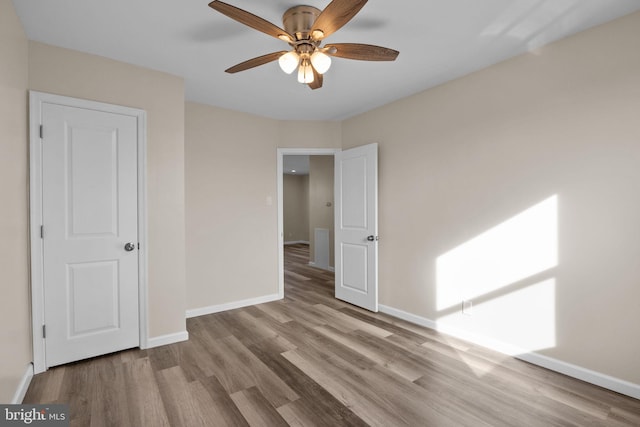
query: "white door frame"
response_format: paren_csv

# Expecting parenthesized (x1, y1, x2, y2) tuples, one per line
(29, 91, 149, 373)
(277, 148, 341, 298)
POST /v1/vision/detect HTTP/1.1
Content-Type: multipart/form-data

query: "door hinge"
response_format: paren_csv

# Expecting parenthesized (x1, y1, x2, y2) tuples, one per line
(39, 125, 43, 139)
(42, 325, 46, 339)
(40, 225, 44, 239)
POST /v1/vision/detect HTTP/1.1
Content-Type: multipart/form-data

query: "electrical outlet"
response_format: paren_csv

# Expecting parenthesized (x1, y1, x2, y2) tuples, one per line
(462, 300, 473, 316)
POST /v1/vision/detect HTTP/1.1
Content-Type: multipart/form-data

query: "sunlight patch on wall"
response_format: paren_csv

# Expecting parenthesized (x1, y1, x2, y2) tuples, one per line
(480, 278, 557, 353)
(438, 279, 556, 358)
(436, 195, 557, 311)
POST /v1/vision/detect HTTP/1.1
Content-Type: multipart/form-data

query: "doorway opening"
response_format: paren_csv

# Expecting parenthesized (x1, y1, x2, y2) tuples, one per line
(277, 149, 340, 298)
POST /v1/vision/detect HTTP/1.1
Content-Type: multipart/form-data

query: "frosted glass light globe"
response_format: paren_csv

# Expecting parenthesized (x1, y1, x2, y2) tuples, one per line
(278, 51, 300, 74)
(297, 61, 314, 84)
(310, 51, 331, 74)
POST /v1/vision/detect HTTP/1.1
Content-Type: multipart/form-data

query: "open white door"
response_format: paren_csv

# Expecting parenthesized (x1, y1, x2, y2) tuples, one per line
(334, 143, 378, 312)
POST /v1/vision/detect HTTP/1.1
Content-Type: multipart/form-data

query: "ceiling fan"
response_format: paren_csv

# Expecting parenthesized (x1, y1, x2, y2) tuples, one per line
(208, 0, 399, 89)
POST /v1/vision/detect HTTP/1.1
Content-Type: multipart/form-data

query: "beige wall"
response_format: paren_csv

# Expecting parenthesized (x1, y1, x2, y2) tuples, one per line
(308, 156, 334, 268)
(185, 102, 340, 310)
(342, 12, 640, 384)
(0, 0, 31, 403)
(185, 103, 279, 308)
(283, 174, 309, 243)
(28, 42, 187, 339)
(277, 120, 342, 148)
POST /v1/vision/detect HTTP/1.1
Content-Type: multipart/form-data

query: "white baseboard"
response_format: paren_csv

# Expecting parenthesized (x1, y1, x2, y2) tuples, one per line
(517, 352, 640, 400)
(12, 363, 34, 404)
(307, 261, 335, 272)
(186, 293, 282, 319)
(284, 240, 309, 245)
(145, 331, 189, 349)
(379, 304, 438, 329)
(379, 304, 640, 400)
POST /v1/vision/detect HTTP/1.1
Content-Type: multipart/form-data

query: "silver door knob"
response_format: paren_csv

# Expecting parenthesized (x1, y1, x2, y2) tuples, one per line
(367, 235, 378, 241)
(124, 243, 135, 252)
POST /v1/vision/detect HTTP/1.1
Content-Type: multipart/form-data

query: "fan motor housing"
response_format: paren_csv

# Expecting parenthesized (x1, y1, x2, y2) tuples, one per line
(283, 5, 321, 40)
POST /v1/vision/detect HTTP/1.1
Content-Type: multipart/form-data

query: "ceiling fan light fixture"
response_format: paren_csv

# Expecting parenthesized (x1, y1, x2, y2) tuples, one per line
(310, 51, 331, 74)
(208, 0, 399, 89)
(297, 59, 314, 84)
(278, 51, 300, 74)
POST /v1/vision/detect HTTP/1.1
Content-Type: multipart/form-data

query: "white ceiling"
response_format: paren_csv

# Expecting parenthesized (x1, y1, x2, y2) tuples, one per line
(13, 0, 640, 121)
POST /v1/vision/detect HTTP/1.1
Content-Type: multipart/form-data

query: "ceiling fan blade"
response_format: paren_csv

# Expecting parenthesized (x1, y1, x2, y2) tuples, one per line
(311, 0, 368, 40)
(325, 43, 399, 61)
(225, 51, 288, 73)
(209, 1, 293, 42)
(308, 66, 323, 90)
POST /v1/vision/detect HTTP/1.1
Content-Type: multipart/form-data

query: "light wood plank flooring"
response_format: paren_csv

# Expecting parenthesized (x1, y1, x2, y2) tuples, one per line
(24, 244, 640, 426)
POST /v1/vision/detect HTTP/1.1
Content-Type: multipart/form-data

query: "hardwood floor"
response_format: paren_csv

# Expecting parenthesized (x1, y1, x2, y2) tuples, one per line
(24, 244, 640, 426)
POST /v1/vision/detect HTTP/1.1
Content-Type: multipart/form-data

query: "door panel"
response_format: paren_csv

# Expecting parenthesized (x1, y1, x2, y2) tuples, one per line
(67, 127, 119, 236)
(341, 156, 368, 228)
(335, 143, 378, 311)
(42, 103, 139, 367)
(342, 244, 368, 293)
(68, 261, 119, 336)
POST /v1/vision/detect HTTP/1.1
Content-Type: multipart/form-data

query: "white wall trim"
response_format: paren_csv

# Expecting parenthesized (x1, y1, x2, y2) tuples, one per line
(307, 261, 335, 272)
(136, 107, 150, 351)
(284, 240, 309, 245)
(379, 304, 640, 400)
(29, 91, 149, 372)
(11, 363, 34, 404)
(186, 294, 281, 318)
(517, 350, 640, 400)
(277, 148, 341, 299)
(145, 331, 189, 349)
